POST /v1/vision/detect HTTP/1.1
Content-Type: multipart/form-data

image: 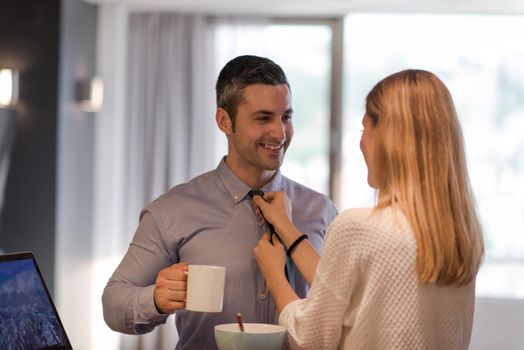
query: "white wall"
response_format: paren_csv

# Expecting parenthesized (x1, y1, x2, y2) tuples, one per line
(470, 298, 524, 350)
(84, 0, 524, 16)
(56, 0, 97, 348)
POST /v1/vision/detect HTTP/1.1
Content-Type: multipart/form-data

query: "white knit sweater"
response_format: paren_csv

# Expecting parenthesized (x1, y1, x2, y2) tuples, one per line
(279, 207, 475, 350)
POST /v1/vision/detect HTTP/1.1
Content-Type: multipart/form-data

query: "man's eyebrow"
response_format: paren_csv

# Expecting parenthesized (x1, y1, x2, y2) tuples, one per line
(250, 110, 275, 116)
(250, 108, 294, 117)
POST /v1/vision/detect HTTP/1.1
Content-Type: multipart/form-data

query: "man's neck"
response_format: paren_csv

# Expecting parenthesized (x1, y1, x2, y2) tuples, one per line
(223, 157, 277, 190)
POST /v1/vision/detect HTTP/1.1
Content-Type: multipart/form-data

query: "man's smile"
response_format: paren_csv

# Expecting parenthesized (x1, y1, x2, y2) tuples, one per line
(260, 142, 284, 151)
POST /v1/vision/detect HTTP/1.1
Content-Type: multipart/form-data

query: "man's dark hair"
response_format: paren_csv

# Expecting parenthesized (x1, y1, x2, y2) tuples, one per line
(215, 55, 290, 129)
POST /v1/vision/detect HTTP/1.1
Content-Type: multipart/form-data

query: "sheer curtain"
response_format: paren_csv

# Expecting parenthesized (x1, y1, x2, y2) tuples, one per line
(120, 13, 217, 349)
(94, 12, 218, 350)
(123, 13, 216, 244)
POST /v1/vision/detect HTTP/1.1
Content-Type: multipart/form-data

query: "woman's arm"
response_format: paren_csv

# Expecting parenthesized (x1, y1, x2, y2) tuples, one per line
(253, 192, 320, 285)
(255, 212, 356, 350)
(253, 234, 299, 312)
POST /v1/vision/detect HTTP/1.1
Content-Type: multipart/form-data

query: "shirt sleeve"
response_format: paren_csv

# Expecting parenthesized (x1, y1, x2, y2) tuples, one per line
(101, 211, 173, 334)
(279, 212, 360, 350)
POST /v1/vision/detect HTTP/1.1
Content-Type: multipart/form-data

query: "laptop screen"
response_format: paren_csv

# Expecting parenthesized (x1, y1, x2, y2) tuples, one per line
(0, 252, 72, 350)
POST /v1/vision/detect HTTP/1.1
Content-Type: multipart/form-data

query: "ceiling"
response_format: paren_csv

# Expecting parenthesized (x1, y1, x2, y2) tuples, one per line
(84, 0, 524, 16)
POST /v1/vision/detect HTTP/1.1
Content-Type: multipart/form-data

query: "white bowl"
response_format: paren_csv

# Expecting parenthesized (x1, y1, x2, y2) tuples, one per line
(214, 323, 286, 350)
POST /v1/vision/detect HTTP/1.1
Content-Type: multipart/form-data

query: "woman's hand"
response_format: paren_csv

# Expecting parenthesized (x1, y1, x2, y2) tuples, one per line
(253, 191, 294, 235)
(254, 192, 320, 288)
(254, 234, 300, 313)
(254, 234, 287, 287)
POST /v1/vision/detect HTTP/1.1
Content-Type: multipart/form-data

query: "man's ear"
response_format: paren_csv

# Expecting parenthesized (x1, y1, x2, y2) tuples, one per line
(216, 108, 233, 135)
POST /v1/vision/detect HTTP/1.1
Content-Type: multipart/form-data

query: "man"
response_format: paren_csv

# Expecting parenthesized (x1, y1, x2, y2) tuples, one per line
(102, 55, 337, 349)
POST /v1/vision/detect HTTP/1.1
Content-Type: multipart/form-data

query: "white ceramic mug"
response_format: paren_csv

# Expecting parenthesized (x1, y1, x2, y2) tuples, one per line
(186, 265, 226, 312)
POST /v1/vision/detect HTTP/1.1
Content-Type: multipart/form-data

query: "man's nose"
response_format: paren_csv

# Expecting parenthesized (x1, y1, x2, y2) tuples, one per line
(269, 118, 286, 141)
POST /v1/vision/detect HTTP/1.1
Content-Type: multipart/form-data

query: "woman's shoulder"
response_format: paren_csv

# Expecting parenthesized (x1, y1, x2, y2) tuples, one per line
(329, 206, 412, 242)
(333, 207, 390, 228)
(324, 207, 416, 268)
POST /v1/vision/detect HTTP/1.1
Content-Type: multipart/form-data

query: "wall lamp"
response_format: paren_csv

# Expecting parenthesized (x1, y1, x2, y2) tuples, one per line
(76, 77, 104, 112)
(0, 69, 19, 108)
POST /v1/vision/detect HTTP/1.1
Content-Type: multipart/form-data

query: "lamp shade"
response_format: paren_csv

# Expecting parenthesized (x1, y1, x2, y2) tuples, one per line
(0, 69, 18, 107)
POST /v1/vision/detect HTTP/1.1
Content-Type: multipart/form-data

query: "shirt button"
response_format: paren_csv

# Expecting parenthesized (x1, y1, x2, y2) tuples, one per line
(234, 195, 239, 201)
(260, 293, 267, 300)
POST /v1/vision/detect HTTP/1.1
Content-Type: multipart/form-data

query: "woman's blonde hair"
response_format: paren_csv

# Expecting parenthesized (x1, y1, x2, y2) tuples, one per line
(366, 69, 484, 286)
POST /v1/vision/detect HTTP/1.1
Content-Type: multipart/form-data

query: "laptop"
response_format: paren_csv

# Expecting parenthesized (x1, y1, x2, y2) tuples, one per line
(0, 251, 73, 350)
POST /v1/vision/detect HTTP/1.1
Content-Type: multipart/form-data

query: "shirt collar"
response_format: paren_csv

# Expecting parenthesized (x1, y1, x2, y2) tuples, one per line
(216, 157, 284, 204)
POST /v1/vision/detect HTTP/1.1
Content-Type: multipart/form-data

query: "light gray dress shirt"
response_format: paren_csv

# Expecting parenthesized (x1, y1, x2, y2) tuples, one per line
(102, 159, 338, 349)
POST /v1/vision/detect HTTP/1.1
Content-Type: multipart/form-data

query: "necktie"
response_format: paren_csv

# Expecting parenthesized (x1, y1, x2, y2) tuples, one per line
(248, 190, 295, 289)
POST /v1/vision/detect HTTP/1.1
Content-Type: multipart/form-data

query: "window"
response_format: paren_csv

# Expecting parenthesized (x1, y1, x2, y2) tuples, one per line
(213, 14, 524, 298)
(341, 13, 524, 298)
(214, 21, 334, 195)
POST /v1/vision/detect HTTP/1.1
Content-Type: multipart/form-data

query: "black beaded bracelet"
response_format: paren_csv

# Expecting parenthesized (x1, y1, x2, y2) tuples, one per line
(286, 234, 308, 257)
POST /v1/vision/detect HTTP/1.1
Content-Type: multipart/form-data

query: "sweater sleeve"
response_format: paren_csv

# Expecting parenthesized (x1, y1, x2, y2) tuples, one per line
(279, 211, 362, 350)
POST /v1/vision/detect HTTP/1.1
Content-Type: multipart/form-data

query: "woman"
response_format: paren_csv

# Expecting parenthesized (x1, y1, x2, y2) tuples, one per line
(253, 69, 484, 350)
